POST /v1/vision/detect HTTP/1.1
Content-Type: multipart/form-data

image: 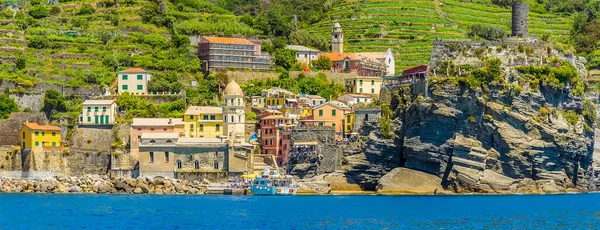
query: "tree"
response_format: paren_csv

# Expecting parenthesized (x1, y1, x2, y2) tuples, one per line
(28, 36, 48, 49)
(42, 90, 67, 117)
(28, 6, 48, 19)
(274, 48, 296, 70)
(468, 24, 506, 41)
(171, 33, 190, 49)
(471, 58, 503, 84)
(78, 4, 96, 15)
(313, 56, 332, 70)
(380, 104, 392, 138)
(0, 94, 18, 119)
(15, 55, 26, 70)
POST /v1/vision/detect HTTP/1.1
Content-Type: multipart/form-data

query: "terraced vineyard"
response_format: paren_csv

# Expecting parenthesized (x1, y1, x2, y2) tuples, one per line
(0, 0, 253, 89)
(308, 0, 574, 71)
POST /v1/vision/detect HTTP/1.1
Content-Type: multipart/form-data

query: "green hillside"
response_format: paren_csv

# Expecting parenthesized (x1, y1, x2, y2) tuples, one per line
(308, 0, 574, 70)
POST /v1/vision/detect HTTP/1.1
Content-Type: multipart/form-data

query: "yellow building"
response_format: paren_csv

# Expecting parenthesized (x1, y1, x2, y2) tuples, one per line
(345, 112, 355, 134)
(345, 76, 382, 95)
(20, 121, 61, 150)
(184, 106, 223, 138)
(263, 88, 297, 115)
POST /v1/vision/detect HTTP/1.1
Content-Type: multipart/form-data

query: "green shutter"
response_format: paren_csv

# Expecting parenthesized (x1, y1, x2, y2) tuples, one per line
(332, 109, 336, 116)
(137, 85, 143, 90)
(122, 85, 128, 90)
(137, 75, 143, 80)
(122, 75, 128, 80)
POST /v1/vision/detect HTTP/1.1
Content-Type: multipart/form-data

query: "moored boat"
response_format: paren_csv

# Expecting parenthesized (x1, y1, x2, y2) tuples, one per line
(250, 167, 297, 195)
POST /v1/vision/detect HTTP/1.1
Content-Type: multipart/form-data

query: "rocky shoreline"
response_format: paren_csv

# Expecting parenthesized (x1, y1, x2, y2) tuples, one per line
(0, 176, 207, 194)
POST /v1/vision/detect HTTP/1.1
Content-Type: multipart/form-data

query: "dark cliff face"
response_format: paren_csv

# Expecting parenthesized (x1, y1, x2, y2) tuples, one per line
(389, 80, 596, 193)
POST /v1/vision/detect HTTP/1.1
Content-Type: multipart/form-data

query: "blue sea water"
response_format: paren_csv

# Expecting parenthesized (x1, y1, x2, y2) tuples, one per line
(1, 193, 600, 229)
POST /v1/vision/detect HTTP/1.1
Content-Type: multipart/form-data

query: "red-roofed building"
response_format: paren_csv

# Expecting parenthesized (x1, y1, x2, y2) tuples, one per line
(20, 121, 62, 151)
(198, 36, 272, 72)
(319, 52, 385, 76)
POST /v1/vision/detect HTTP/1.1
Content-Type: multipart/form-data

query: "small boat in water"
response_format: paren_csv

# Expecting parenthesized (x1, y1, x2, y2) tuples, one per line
(250, 167, 297, 195)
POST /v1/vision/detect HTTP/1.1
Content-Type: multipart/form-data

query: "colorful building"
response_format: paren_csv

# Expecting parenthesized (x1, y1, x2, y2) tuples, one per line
(344, 76, 382, 95)
(183, 106, 223, 138)
(309, 101, 351, 136)
(337, 94, 375, 107)
(345, 112, 355, 134)
(20, 121, 61, 150)
(251, 96, 265, 108)
(80, 100, 117, 125)
(262, 88, 298, 115)
(130, 118, 184, 158)
(260, 111, 295, 165)
(383, 65, 428, 87)
(118, 68, 151, 94)
(197, 36, 272, 72)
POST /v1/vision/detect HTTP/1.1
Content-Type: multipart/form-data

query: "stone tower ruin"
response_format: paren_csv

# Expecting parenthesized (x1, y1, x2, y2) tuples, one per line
(511, 3, 529, 37)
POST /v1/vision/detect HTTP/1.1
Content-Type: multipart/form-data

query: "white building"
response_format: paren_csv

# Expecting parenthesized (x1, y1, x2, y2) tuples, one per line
(118, 68, 152, 94)
(337, 94, 374, 107)
(286, 45, 322, 65)
(80, 100, 117, 125)
(359, 48, 395, 76)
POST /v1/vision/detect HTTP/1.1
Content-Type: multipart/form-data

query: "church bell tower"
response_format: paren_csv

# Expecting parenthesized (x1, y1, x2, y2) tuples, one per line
(332, 23, 344, 54)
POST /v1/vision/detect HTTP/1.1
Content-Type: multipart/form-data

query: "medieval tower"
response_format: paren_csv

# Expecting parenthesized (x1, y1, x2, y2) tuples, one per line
(512, 3, 529, 37)
(332, 23, 344, 54)
(223, 80, 245, 144)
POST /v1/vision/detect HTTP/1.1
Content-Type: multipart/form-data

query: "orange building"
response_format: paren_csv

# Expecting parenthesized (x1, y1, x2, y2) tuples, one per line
(130, 118, 184, 158)
(260, 110, 295, 165)
(305, 101, 351, 137)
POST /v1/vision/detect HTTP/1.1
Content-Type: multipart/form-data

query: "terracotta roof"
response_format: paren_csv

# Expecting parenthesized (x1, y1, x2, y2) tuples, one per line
(83, 100, 115, 105)
(24, 122, 61, 131)
(319, 52, 360, 62)
(119, 68, 148, 73)
(201, 36, 254, 45)
(131, 118, 184, 127)
(313, 100, 351, 110)
(184, 106, 222, 115)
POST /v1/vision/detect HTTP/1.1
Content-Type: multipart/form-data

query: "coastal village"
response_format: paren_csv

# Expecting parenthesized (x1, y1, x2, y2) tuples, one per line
(0, 3, 599, 196)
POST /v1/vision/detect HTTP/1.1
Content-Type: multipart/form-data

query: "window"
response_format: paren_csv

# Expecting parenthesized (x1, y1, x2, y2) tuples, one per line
(371, 88, 375, 93)
(332, 123, 336, 128)
(371, 80, 375, 85)
(319, 110, 323, 117)
(332, 109, 336, 116)
(35, 141, 39, 146)
(347, 116, 351, 123)
(210, 115, 215, 120)
(264, 140, 268, 146)
(166, 139, 173, 143)
(203, 115, 208, 120)
(52, 142, 56, 147)
(216, 124, 220, 131)
(94, 107, 98, 112)
(102, 107, 106, 112)
(270, 140, 273, 145)
(41, 132, 45, 136)
(150, 128, 154, 131)
(149, 152, 154, 162)
(190, 115, 194, 120)
(177, 160, 182, 169)
(165, 152, 169, 162)
(35, 131, 39, 136)
(194, 160, 199, 169)
(137, 85, 143, 90)
(237, 98, 241, 105)
(87, 117, 91, 122)
(214, 160, 219, 169)
(122, 85, 128, 90)
(190, 124, 194, 131)
(149, 140, 156, 143)
(122, 75, 128, 80)
(199, 124, 204, 131)
(224, 116, 227, 122)
(360, 88, 363, 93)
(87, 107, 91, 112)
(22, 132, 25, 139)
(137, 75, 143, 80)
(163, 128, 167, 131)
(359, 80, 363, 85)
(319, 122, 324, 127)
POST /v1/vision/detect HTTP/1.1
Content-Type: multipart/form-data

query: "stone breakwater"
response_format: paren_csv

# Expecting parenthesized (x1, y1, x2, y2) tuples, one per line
(0, 176, 207, 194)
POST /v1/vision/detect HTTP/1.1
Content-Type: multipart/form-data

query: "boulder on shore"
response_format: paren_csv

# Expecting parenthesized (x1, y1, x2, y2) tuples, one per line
(376, 167, 447, 195)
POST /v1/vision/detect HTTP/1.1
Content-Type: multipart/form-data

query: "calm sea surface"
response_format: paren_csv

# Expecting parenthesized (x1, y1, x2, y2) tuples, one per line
(0, 193, 599, 229)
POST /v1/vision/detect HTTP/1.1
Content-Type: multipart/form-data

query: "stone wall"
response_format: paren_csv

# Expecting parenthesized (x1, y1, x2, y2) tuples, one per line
(0, 112, 47, 146)
(22, 150, 111, 176)
(175, 171, 228, 182)
(226, 71, 358, 84)
(9, 93, 43, 111)
(288, 127, 341, 178)
(0, 79, 103, 97)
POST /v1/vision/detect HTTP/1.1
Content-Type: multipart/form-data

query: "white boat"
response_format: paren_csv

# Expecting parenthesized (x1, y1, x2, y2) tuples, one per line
(250, 167, 297, 195)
